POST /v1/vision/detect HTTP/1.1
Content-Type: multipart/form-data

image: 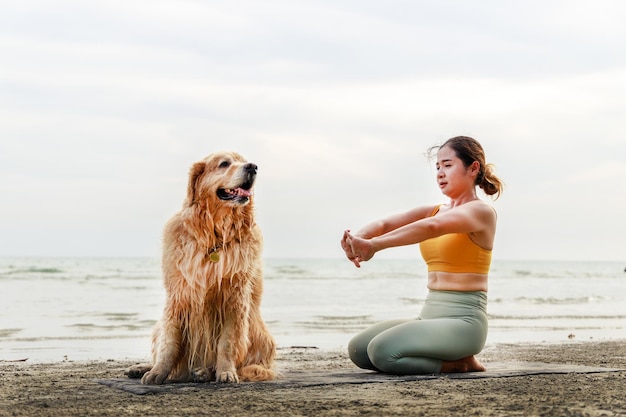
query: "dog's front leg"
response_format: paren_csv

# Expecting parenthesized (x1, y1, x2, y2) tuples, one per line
(215, 300, 250, 383)
(142, 317, 182, 385)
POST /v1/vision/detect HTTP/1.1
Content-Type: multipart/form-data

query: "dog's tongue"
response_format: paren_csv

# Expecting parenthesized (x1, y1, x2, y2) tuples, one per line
(235, 187, 252, 197)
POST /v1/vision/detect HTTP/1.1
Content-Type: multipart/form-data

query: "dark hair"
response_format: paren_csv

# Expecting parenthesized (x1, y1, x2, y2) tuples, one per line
(428, 136, 504, 199)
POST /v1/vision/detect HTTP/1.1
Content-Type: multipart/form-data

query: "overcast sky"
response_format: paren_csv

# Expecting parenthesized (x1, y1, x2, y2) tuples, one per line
(1, 0, 625, 261)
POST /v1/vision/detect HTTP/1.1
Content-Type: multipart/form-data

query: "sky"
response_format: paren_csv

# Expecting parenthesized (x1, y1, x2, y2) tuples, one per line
(1, 0, 625, 261)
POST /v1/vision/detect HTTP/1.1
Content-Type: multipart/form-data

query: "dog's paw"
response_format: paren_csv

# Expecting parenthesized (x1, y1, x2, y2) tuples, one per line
(125, 363, 152, 379)
(191, 367, 214, 383)
(216, 370, 239, 383)
(141, 368, 169, 385)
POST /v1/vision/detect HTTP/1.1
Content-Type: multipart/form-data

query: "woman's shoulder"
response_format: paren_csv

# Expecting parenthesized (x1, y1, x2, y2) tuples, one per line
(467, 199, 496, 210)
(465, 200, 497, 222)
(445, 199, 496, 219)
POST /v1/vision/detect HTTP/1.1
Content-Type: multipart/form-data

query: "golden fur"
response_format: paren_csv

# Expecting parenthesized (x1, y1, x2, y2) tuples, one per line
(127, 151, 276, 384)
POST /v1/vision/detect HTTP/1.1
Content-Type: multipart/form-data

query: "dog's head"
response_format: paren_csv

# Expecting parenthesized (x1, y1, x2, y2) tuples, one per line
(185, 151, 258, 208)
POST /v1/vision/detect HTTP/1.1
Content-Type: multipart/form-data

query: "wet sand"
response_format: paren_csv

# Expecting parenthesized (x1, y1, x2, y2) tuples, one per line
(1, 340, 625, 416)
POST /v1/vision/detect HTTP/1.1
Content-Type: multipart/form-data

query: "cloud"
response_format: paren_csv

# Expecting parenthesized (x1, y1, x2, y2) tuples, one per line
(1, 0, 625, 260)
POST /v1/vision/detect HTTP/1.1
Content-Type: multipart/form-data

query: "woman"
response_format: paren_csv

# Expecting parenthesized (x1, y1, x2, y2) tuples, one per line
(341, 136, 503, 374)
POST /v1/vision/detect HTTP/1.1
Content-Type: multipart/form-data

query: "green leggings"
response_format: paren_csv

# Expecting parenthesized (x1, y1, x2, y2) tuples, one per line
(348, 290, 488, 375)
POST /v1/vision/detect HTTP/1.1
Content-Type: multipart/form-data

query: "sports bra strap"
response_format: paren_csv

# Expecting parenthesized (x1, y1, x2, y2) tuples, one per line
(429, 205, 442, 217)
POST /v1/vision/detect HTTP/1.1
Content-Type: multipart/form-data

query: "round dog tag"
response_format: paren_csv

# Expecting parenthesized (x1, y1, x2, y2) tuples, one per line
(209, 251, 220, 263)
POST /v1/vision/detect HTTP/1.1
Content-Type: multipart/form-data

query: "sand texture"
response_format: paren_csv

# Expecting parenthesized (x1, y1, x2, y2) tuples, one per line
(1, 340, 625, 416)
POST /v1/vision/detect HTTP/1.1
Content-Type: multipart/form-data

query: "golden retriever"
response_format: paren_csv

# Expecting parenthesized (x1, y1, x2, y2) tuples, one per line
(126, 151, 276, 384)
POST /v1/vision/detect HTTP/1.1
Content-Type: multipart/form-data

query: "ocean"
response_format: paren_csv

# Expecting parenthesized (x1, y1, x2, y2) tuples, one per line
(1, 257, 624, 363)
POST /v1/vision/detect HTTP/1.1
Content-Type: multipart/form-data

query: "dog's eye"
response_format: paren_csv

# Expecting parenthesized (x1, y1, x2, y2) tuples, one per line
(219, 161, 231, 168)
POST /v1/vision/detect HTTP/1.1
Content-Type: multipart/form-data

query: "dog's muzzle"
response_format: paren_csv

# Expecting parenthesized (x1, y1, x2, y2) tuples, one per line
(217, 163, 257, 204)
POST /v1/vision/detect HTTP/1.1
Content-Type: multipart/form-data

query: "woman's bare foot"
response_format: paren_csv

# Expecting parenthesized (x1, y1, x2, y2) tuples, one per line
(440, 356, 486, 373)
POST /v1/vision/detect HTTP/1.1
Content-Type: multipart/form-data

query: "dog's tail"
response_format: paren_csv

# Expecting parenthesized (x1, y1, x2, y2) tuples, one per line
(238, 364, 277, 382)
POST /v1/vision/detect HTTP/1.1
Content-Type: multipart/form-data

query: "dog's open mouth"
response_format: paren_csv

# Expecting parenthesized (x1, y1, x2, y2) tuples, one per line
(217, 184, 253, 203)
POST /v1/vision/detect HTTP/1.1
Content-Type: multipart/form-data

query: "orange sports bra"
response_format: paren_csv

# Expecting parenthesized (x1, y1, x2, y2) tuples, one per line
(418, 205, 492, 274)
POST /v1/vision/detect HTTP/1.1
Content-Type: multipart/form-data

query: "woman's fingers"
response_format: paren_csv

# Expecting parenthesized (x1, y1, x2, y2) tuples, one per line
(341, 230, 361, 267)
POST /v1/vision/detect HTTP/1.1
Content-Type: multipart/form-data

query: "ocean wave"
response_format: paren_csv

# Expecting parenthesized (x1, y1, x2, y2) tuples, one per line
(512, 296, 608, 305)
(100, 313, 139, 321)
(399, 297, 427, 305)
(488, 296, 611, 305)
(66, 323, 152, 332)
(271, 264, 310, 276)
(0, 266, 64, 277)
(489, 314, 626, 320)
(296, 314, 373, 331)
(0, 328, 23, 338)
(5, 334, 152, 343)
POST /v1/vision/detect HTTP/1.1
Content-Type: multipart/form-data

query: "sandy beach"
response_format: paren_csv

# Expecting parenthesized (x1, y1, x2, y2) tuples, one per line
(1, 340, 624, 416)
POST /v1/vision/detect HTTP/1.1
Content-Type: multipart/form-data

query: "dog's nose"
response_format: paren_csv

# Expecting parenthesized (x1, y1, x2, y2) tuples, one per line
(244, 163, 258, 174)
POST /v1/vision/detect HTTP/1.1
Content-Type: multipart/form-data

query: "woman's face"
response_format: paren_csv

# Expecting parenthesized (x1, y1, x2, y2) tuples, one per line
(435, 146, 476, 197)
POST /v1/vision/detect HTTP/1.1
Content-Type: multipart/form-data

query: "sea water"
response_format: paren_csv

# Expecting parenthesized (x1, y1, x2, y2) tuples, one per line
(0, 257, 624, 362)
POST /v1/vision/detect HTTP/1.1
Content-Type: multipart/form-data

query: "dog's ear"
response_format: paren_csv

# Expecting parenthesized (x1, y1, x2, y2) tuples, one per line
(185, 161, 206, 207)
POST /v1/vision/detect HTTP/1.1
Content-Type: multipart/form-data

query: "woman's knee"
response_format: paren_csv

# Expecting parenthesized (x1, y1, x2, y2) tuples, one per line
(348, 319, 410, 371)
(367, 338, 442, 375)
(366, 335, 396, 372)
(348, 335, 375, 370)
(366, 334, 442, 374)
